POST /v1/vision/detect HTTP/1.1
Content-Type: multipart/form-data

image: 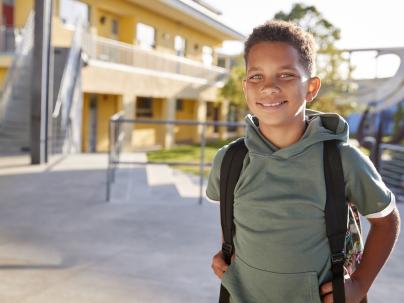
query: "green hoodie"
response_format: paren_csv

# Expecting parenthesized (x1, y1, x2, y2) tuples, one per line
(206, 111, 394, 303)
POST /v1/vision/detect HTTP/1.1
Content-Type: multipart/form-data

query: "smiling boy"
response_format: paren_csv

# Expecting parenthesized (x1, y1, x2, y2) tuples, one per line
(207, 21, 400, 303)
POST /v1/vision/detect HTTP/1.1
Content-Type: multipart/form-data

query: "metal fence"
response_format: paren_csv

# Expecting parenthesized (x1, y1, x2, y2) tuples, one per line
(380, 144, 404, 202)
(106, 113, 245, 203)
(106, 114, 404, 204)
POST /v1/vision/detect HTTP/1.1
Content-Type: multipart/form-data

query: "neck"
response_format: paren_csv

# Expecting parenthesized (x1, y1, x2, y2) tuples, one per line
(259, 118, 307, 149)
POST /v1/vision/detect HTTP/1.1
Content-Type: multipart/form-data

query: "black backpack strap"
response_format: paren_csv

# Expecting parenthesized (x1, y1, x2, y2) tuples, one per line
(324, 140, 348, 303)
(321, 116, 340, 133)
(218, 137, 248, 303)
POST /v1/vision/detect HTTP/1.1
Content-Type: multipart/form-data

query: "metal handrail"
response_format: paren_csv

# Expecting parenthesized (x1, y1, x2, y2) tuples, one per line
(52, 19, 83, 124)
(106, 116, 245, 203)
(380, 143, 404, 202)
(380, 143, 404, 153)
(0, 12, 34, 120)
(49, 18, 85, 156)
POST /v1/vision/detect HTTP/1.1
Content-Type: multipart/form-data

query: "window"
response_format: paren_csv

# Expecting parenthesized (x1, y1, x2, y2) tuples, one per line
(202, 45, 213, 65)
(176, 99, 184, 111)
(111, 19, 119, 36)
(136, 97, 153, 118)
(136, 23, 156, 49)
(60, 0, 90, 27)
(217, 57, 226, 68)
(174, 35, 186, 57)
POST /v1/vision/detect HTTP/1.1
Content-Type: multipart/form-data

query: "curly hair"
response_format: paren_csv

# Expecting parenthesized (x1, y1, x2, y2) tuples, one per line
(244, 20, 317, 76)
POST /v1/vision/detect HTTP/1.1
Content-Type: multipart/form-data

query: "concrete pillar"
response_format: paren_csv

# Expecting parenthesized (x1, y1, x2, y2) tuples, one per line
(121, 93, 135, 151)
(194, 99, 207, 143)
(31, 0, 52, 164)
(163, 97, 176, 148)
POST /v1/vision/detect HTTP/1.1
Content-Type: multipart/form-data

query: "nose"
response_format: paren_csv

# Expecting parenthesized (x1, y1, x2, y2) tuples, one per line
(260, 79, 280, 95)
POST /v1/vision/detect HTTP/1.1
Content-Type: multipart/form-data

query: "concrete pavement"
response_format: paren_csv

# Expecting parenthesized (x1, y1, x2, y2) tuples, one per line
(0, 153, 221, 303)
(0, 153, 402, 302)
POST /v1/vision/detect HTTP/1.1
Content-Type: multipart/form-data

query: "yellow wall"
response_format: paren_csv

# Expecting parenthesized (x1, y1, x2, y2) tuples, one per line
(132, 97, 165, 148)
(119, 16, 136, 44)
(0, 68, 7, 88)
(97, 94, 122, 151)
(52, 16, 74, 47)
(97, 8, 121, 40)
(12, 0, 224, 63)
(175, 99, 197, 142)
(65, 0, 221, 62)
(82, 93, 123, 152)
(14, 0, 34, 27)
(0, 56, 13, 88)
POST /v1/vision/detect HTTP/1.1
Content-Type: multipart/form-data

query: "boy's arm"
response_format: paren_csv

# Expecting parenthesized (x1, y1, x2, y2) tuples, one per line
(351, 207, 401, 293)
(321, 207, 401, 303)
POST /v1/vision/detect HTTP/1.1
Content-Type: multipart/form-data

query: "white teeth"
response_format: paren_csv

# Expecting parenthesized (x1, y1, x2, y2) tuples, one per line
(260, 101, 285, 107)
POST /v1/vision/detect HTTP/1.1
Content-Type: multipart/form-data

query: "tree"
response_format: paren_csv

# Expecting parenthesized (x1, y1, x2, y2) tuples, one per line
(219, 56, 245, 106)
(220, 3, 357, 117)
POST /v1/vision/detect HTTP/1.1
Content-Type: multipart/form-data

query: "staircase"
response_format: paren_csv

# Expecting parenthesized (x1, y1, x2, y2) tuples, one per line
(0, 14, 84, 155)
(0, 13, 34, 154)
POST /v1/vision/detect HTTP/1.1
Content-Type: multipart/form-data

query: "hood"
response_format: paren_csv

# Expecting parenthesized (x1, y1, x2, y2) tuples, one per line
(244, 109, 349, 159)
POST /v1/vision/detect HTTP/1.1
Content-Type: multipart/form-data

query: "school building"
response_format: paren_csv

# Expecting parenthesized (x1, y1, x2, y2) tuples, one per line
(0, 0, 245, 153)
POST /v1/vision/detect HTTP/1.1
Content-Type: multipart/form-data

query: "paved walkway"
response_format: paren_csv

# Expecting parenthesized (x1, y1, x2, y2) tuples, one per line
(0, 153, 402, 302)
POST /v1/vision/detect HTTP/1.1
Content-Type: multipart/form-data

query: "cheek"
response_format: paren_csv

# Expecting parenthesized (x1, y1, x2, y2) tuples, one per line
(245, 84, 260, 97)
(245, 92, 258, 106)
(284, 83, 307, 98)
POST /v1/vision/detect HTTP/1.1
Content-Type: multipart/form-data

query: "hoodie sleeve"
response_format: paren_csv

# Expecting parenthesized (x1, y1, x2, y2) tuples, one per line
(340, 143, 396, 218)
(206, 146, 228, 202)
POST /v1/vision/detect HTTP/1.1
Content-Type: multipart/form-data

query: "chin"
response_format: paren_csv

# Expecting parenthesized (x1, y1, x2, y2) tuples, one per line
(255, 115, 284, 128)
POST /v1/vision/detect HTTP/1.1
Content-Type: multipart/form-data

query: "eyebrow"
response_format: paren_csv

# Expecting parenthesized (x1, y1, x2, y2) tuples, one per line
(247, 65, 300, 73)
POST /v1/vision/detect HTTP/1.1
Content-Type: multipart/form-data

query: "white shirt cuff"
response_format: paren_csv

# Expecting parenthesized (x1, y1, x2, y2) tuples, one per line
(206, 195, 220, 204)
(365, 194, 396, 219)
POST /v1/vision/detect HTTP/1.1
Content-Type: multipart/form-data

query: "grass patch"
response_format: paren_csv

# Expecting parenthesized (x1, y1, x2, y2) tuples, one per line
(146, 138, 236, 176)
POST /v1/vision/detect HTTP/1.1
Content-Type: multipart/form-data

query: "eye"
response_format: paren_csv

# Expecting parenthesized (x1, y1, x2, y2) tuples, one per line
(248, 74, 263, 81)
(279, 73, 296, 79)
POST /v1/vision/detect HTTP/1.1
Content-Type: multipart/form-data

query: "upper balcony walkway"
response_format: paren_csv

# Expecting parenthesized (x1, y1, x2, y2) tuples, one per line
(81, 33, 229, 85)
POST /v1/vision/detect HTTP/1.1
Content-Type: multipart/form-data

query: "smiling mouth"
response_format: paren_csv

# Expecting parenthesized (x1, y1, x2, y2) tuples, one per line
(257, 100, 288, 108)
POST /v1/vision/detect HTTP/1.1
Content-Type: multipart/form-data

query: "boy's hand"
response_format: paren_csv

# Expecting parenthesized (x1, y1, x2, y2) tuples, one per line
(211, 250, 234, 279)
(320, 277, 366, 303)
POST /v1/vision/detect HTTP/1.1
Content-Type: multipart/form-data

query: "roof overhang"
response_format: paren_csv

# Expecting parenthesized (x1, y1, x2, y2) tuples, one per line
(126, 0, 245, 41)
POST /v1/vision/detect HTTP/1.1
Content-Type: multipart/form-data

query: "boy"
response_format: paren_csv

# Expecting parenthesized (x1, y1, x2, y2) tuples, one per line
(207, 21, 400, 303)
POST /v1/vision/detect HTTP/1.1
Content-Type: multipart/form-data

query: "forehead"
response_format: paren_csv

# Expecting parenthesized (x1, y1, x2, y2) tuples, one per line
(246, 41, 303, 71)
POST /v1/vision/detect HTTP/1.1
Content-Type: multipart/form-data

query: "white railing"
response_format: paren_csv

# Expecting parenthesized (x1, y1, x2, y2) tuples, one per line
(0, 12, 34, 120)
(81, 33, 228, 82)
(51, 19, 85, 155)
(53, 21, 83, 125)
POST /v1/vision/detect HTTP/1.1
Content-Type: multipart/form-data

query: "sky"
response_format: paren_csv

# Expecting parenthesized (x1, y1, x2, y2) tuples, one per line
(207, 0, 404, 78)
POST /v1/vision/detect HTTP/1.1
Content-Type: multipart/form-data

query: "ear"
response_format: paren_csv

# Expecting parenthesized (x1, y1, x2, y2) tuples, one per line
(242, 78, 247, 96)
(306, 76, 321, 103)
(242, 78, 249, 104)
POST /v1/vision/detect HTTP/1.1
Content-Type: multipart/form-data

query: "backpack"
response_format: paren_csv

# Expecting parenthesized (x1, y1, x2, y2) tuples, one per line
(218, 118, 366, 303)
